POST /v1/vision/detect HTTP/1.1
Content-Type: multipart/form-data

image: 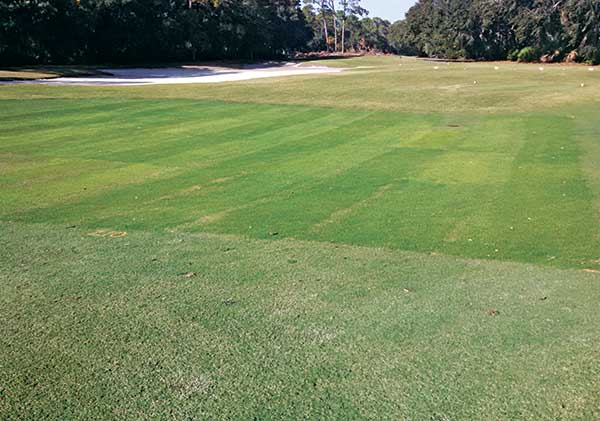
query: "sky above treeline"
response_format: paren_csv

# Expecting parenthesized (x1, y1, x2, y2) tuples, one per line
(360, 0, 415, 22)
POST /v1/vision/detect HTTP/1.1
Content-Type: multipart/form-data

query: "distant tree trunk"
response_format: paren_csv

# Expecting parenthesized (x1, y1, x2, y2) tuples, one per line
(333, 18, 338, 52)
(341, 18, 346, 53)
(322, 14, 329, 51)
(332, 4, 338, 52)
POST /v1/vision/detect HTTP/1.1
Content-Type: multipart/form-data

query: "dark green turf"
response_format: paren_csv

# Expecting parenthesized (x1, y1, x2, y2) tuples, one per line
(1, 99, 598, 269)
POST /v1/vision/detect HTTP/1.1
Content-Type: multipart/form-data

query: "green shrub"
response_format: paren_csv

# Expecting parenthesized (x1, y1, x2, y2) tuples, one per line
(517, 47, 539, 63)
(507, 50, 519, 61)
(580, 46, 600, 65)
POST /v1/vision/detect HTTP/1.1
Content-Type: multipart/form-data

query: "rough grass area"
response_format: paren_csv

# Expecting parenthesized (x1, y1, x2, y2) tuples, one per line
(2, 56, 599, 113)
(1, 56, 600, 418)
(1, 222, 599, 419)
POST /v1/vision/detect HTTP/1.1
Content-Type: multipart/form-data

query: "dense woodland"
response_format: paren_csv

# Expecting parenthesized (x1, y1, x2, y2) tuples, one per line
(0, 0, 598, 65)
(390, 0, 600, 64)
(0, 0, 312, 64)
(0, 0, 390, 64)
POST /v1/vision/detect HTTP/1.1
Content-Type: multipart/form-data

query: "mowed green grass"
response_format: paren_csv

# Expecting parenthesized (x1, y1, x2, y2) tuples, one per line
(1, 97, 598, 268)
(2, 222, 600, 419)
(1, 56, 600, 418)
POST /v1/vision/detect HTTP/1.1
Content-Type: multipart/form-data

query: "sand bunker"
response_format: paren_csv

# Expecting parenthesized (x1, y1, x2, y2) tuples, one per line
(2, 63, 343, 86)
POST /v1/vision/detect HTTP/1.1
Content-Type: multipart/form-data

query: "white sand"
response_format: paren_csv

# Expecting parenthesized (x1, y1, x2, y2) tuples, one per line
(1, 63, 343, 86)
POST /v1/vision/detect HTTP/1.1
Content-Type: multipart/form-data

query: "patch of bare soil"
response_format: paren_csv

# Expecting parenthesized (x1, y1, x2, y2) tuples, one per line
(87, 229, 128, 238)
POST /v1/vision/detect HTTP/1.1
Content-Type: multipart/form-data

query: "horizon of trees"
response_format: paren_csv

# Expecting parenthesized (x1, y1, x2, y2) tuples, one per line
(1, 0, 598, 65)
(389, 0, 600, 64)
(0, 0, 391, 65)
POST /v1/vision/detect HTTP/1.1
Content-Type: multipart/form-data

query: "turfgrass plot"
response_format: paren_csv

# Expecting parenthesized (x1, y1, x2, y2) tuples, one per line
(2, 222, 600, 419)
(1, 98, 598, 268)
(1, 57, 600, 418)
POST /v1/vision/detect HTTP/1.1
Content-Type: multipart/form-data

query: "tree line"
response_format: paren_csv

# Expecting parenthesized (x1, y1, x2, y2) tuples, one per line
(0, 0, 314, 64)
(0, 0, 391, 65)
(2, 0, 598, 66)
(303, 1, 392, 54)
(388, 0, 600, 64)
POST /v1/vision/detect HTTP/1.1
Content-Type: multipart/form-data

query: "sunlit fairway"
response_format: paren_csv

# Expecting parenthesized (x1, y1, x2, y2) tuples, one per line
(1, 56, 600, 418)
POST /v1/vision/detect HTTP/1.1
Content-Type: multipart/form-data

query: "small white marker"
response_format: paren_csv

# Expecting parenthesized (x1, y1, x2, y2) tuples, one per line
(494, 66, 499, 70)
(473, 80, 478, 84)
(434, 66, 439, 70)
(581, 83, 585, 87)
(589, 67, 595, 72)
(539, 67, 544, 71)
